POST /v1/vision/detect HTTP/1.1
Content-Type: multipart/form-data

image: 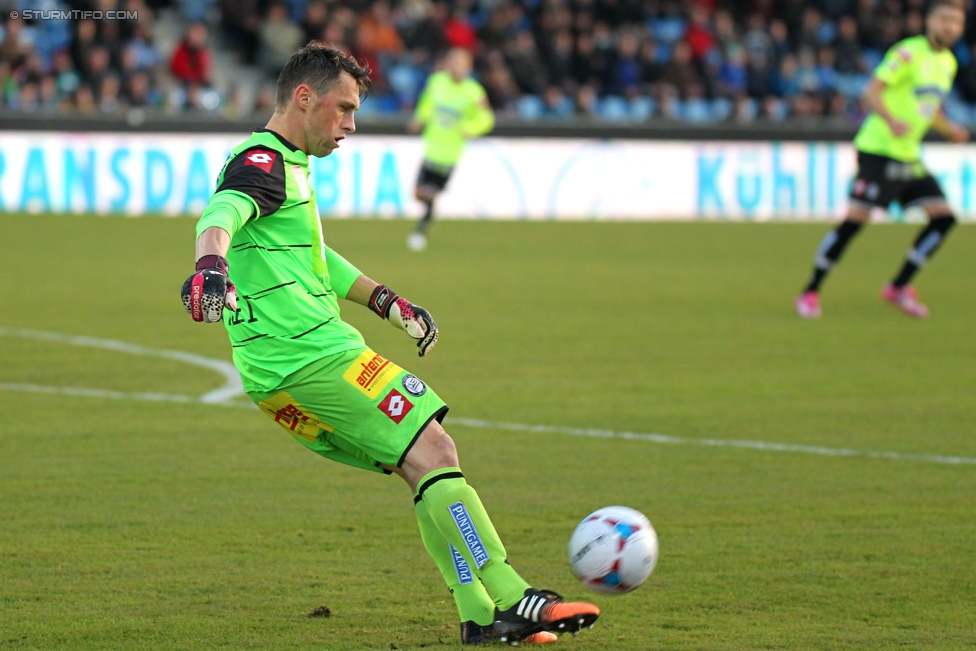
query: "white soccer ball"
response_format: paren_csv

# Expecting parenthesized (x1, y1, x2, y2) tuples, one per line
(568, 506, 659, 594)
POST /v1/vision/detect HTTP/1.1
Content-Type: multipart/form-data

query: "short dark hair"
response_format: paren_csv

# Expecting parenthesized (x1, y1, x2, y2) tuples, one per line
(929, 0, 964, 14)
(275, 43, 371, 109)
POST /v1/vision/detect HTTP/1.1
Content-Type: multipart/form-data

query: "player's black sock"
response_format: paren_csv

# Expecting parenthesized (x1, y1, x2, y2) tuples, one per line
(804, 219, 864, 293)
(416, 200, 435, 234)
(891, 215, 956, 288)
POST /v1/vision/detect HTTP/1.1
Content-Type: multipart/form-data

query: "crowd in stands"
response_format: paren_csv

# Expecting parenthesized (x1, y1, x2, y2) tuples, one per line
(4, 0, 976, 122)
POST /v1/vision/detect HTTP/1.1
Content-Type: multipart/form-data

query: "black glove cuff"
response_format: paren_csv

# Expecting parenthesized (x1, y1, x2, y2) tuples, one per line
(196, 255, 229, 273)
(368, 284, 398, 319)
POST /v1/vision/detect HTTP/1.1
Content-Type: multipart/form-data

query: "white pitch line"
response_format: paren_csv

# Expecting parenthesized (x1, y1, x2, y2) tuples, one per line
(0, 326, 244, 404)
(0, 382, 194, 404)
(451, 418, 976, 466)
(1, 327, 973, 466)
(0, 382, 255, 408)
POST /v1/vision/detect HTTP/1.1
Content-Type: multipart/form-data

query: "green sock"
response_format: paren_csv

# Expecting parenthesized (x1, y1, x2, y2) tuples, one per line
(418, 468, 531, 610)
(414, 500, 495, 626)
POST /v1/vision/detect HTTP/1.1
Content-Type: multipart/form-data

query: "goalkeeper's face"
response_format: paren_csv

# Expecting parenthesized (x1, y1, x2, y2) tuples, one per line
(304, 72, 361, 158)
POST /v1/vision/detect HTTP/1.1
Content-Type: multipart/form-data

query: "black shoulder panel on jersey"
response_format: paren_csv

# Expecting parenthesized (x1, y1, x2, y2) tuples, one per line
(216, 145, 287, 218)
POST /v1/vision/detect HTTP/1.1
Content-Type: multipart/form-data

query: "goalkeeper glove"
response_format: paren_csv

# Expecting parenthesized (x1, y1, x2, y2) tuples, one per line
(368, 284, 438, 356)
(181, 255, 237, 323)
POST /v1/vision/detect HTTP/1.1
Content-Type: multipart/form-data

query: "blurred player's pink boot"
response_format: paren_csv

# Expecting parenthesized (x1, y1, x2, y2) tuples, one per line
(881, 284, 929, 318)
(794, 291, 821, 318)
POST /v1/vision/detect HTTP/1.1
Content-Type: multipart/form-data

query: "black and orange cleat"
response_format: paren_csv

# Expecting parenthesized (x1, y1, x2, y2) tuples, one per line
(493, 589, 600, 646)
(461, 621, 558, 645)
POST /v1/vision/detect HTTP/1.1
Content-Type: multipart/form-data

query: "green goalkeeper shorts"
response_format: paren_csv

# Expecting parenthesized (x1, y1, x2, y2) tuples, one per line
(248, 347, 448, 474)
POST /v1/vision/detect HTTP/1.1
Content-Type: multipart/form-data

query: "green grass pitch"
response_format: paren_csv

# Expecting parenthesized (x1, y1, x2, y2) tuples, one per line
(1, 214, 975, 650)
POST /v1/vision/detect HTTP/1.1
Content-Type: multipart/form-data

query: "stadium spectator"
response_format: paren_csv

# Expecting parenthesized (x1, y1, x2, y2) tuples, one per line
(301, 1, 329, 45)
(53, 50, 81, 100)
(661, 40, 703, 100)
(260, 2, 305, 78)
(99, 74, 122, 113)
(444, 6, 478, 50)
(717, 42, 749, 98)
(505, 30, 548, 96)
(125, 71, 156, 108)
(685, 5, 717, 63)
(956, 41, 976, 102)
(219, 0, 261, 65)
(479, 49, 520, 110)
(638, 39, 663, 95)
(773, 52, 802, 98)
(3, 0, 976, 123)
(38, 75, 59, 113)
(542, 28, 575, 90)
(400, 0, 449, 54)
(833, 15, 864, 73)
(170, 23, 211, 88)
(69, 19, 99, 78)
(0, 16, 32, 69)
(84, 47, 112, 93)
(769, 19, 793, 67)
(573, 32, 612, 91)
(74, 84, 96, 114)
(356, 0, 405, 93)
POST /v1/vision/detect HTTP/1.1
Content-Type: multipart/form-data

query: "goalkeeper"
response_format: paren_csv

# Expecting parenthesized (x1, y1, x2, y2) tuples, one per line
(406, 48, 495, 251)
(180, 43, 597, 647)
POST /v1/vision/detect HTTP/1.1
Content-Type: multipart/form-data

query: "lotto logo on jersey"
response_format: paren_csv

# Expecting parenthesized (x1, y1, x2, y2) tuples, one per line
(243, 149, 277, 173)
(378, 389, 413, 424)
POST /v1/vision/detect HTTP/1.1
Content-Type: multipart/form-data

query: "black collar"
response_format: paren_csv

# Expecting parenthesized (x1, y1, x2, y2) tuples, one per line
(256, 128, 302, 153)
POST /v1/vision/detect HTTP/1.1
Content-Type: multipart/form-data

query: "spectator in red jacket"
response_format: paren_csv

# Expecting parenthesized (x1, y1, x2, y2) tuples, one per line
(170, 22, 211, 87)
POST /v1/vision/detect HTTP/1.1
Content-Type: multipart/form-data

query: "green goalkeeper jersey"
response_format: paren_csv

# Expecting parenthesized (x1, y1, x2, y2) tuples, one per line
(196, 130, 367, 393)
(413, 71, 495, 167)
(854, 35, 957, 162)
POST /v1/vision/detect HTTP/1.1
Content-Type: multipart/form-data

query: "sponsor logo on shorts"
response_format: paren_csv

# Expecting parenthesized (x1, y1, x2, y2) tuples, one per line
(450, 543, 474, 584)
(449, 502, 490, 569)
(378, 389, 413, 424)
(401, 374, 427, 397)
(257, 391, 333, 443)
(343, 350, 401, 398)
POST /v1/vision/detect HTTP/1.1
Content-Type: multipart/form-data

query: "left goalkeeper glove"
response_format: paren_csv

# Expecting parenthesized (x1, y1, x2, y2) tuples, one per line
(368, 284, 439, 357)
(181, 255, 237, 323)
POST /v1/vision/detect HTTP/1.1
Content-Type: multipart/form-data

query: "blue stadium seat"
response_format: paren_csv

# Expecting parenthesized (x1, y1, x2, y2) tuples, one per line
(649, 17, 687, 44)
(737, 97, 759, 122)
(681, 97, 711, 123)
(861, 48, 883, 71)
(516, 95, 545, 120)
(835, 73, 868, 98)
(710, 97, 733, 121)
(546, 95, 576, 117)
(179, 0, 216, 23)
(765, 98, 788, 121)
(943, 91, 970, 123)
(596, 95, 631, 121)
(629, 96, 656, 120)
(387, 63, 425, 104)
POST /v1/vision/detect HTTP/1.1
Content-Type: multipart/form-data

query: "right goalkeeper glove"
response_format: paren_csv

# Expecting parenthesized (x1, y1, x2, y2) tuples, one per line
(368, 284, 439, 356)
(181, 255, 237, 323)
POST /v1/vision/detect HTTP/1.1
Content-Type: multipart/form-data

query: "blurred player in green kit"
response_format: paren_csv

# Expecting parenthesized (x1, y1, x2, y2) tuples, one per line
(180, 43, 597, 646)
(796, 0, 969, 319)
(407, 48, 495, 251)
